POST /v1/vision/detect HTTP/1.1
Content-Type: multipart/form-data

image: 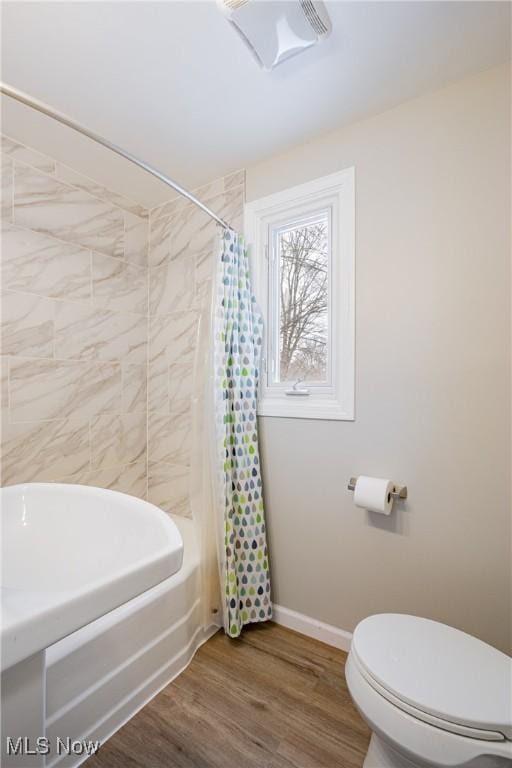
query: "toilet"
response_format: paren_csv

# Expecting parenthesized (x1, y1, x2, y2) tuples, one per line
(345, 614, 512, 768)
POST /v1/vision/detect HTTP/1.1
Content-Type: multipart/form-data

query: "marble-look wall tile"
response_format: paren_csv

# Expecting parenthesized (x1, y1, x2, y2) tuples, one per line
(1, 150, 245, 505)
(13, 163, 124, 258)
(195, 277, 212, 312)
(151, 169, 245, 221)
(1, 135, 151, 501)
(1, 155, 13, 221)
(92, 252, 147, 315)
(149, 203, 213, 269)
(1, 224, 91, 301)
(148, 410, 191, 466)
(87, 461, 147, 498)
(147, 461, 190, 517)
(148, 357, 168, 413)
(9, 357, 121, 422)
(195, 249, 213, 287)
(1, 356, 8, 409)
(90, 413, 146, 469)
(149, 345, 195, 416)
(122, 362, 147, 413)
(54, 162, 148, 218)
(1, 136, 56, 174)
(124, 211, 148, 267)
(59, 461, 147, 499)
(1, 416, 90, 485)
(149, 256, 194, 315)
(1, 290, 54, 357)
(149, 311, 199, 367)
(54, 302, 146, 363)
(168, 362, 193, 415)
(148, 185, 244, 268)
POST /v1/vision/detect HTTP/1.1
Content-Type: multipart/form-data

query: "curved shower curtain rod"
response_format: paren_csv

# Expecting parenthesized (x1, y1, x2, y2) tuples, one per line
(0, 82, 230, 229)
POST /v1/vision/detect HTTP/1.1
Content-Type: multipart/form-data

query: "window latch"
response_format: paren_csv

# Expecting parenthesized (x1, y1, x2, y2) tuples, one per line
(285, 379, 310, 396)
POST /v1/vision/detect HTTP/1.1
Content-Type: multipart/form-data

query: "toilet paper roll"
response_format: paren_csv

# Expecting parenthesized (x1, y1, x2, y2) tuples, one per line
(354, 476, 394, 515)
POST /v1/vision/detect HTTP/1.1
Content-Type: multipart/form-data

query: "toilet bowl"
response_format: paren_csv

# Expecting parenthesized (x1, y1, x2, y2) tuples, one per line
(345, 614, 512, 768)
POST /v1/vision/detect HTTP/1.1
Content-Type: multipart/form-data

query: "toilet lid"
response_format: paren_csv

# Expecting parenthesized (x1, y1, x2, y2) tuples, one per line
(351, 614, 512, 740)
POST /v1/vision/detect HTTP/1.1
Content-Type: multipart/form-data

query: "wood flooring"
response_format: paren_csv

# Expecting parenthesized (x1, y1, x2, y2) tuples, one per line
(86, 622, 370, 768)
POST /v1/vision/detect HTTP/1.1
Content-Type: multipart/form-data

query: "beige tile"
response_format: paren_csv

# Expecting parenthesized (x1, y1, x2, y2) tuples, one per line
(124, 211, 148, 266)
(61, 461, 147, 499)
(13, 163, 124, 258)
(1, 416, 90, 485)
(148, 410, 191, 465)
(148, 357, 168, 413)
(9, 357, 121, 422)
(148, 461, 190, 516)
(150, 193, 180, 222)
(195, 277, 212, 311)
(225, 169, 246, 191)
(54, 162, 148, 218)
(149, 256, 194, 315)
(195, 249, 214, 287)
(168, 362, 193, 414)
(150, 169, 245, 221)
(148, 356, 194, 416)
(87, 461, 147, 498)
(90, 413, 146, 470)
(149, 311, 199, 367)
(149, 205, 213, 269)
(1, 289, 54, 357)
(1, 355, 9, 409)
(122, 362, 147, 413)
(1, 135, 56, 174)
(1, 155, 13, 221)
(1, 223, 91, 301)
(92, 252, 147, 315)
(54, 302, 146, 363)
(149, 186, 243, 268)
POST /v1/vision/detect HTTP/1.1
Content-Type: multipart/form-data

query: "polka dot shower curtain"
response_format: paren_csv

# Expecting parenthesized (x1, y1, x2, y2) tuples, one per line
(212, 229, 272, 637)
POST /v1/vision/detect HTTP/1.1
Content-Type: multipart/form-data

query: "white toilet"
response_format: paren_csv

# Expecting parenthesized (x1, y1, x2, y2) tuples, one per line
(346, 614, 512, 768)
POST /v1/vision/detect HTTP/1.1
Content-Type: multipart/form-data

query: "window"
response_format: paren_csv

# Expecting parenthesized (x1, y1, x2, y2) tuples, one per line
(245, 168, 355, 420)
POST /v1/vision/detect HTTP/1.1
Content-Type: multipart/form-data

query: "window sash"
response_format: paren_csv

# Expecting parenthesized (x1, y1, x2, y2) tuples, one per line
(267, 207, 333, 389)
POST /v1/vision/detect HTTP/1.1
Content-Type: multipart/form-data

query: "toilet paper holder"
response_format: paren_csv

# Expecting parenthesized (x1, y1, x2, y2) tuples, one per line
(348, 477, 408, 499)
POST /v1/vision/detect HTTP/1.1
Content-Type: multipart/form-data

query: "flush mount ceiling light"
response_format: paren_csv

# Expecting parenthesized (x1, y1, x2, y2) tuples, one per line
(216, 0, 332, 71)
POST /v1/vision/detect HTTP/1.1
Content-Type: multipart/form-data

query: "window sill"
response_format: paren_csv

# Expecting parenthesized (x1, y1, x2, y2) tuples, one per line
(257, 398, 354, 421)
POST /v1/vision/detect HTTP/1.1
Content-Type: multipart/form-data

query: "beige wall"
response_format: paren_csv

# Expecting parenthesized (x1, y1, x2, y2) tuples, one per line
(246, 65, 511, 652)
(1, 135, 149, 496)
(146, 171, 245, 515)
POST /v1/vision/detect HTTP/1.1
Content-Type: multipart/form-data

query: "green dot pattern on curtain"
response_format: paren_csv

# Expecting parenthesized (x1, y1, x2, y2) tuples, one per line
(213, 228, 272, 638)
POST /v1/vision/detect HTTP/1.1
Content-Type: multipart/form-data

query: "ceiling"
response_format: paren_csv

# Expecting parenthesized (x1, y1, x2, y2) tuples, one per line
(1, 1, 510, 208)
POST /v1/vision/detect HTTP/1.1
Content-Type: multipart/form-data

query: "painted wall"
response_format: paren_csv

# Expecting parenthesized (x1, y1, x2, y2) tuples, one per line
(146, 172, 245, 515)
(1, 134, 149, 495)
(245, 65, 511, 652)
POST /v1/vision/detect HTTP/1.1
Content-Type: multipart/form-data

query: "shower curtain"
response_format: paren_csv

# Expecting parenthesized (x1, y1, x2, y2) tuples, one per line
(194, 228, 271, 638)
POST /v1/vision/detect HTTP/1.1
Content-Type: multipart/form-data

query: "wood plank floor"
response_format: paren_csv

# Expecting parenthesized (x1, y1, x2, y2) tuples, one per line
(86, 622, 370, 768)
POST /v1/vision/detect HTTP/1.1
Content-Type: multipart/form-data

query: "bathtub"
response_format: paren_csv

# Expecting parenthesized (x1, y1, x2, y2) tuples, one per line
(1, 483, 184, 672)
(44, 514, 219, 768)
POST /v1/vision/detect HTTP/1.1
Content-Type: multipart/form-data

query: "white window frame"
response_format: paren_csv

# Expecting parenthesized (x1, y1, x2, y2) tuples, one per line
(245, 168, 355, 421)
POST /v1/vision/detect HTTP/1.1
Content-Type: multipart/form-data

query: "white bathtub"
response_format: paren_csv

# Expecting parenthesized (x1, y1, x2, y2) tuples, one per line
(2, 483, 198, 768)
(1, 483, 184, 671)
(44, 514, 218, 768)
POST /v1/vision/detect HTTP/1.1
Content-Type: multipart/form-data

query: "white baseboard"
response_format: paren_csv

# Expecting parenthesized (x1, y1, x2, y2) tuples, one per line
(272, 604, 352, 652)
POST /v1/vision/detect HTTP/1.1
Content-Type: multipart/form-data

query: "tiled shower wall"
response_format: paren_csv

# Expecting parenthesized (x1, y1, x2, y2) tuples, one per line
(1, 131, 245, 514)
(0, 135, 149, 496)
(147, 171, 245, 515)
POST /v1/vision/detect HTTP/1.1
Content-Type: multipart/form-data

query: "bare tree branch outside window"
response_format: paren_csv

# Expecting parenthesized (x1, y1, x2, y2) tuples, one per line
(277, 213, 329, 382)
